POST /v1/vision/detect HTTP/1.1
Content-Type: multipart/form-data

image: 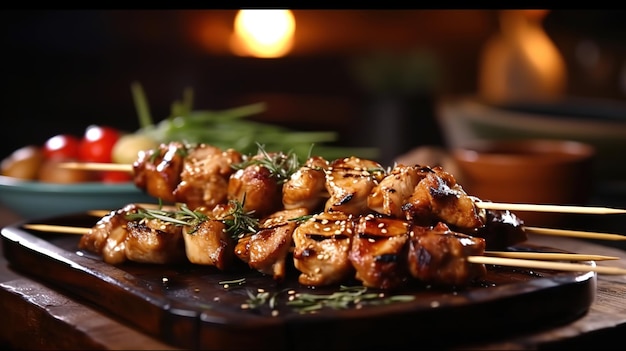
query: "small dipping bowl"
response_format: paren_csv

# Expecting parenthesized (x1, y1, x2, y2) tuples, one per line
(452, 139, 595, 227)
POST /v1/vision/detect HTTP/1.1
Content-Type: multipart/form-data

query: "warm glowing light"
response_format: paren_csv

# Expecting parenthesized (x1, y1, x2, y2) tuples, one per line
(230, 9, 295, 58)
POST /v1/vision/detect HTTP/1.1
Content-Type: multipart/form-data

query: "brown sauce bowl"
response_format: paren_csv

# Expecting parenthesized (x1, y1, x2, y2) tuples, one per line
(452, 139, 595, 227)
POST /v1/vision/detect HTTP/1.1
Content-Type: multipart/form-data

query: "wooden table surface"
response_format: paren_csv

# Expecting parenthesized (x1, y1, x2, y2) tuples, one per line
(1, 203, 625, 350)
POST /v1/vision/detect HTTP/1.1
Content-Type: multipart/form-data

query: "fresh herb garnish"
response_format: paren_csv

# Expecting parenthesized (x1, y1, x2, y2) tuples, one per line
(125, 199, 259, 239)
(233, 143, 302, 184)
(241, 285, 415, 315)
(221, 196, 260, 240)
(288, 214, 314, 224)
(243, 289, 281, 311)
(125, 203, 207, 233)
(218, 278, 247, 289)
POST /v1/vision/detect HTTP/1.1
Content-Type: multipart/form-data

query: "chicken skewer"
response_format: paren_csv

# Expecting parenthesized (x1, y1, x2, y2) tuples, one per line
(117, 143, 620, 248)
(59, 141, 626, 252)
(61, 161, 626, 216)
(26, 203, 625, 290)
(24, 222, 620, 262)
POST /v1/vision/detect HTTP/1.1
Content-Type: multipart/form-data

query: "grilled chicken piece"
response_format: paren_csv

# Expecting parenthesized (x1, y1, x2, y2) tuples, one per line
(282, 156, 329, 212)
(79, 204, 138, 263)
(174, 144, 242, 210)
(124, 220, 186, 264)
(325, 156, 385, 215)
(182, 203, 237, 270)
(79, 203, 185, 265)
(227, 154, 284, 219)
(235, 207, 308, 281)
(349, 215, 411, 289)
(407, 222, 487, 286)
(292, 211, 356, 287)
(368, 164, 425, 218)
(182, 220, 233, 270)
(404, 166, 484, 230)
(133, 142, 187, 203)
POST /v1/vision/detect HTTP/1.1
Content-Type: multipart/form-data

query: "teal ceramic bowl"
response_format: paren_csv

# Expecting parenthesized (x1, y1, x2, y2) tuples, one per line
(0, 175, 158, 220)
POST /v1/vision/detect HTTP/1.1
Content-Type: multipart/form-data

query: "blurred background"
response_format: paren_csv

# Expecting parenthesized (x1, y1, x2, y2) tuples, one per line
(2, 9, 626, 167)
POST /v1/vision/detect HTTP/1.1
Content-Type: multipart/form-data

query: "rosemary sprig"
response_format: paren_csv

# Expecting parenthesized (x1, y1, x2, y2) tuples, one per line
(243, 289, 281, 310)
(288, 214, 314, 224)
(242, 285, 416, 315)
(125, 199, 259, 239)
(222, 196, 260, 240)
(125, 203, 207, 230)
(218, 278, 247, 289)
(232, 143, 302, 184)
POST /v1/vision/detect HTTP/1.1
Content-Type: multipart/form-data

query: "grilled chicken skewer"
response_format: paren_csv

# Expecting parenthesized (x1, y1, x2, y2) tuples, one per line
(75, 202, 625, 291)
(77, 202, 491, 288)
(61, 141, 626, 216)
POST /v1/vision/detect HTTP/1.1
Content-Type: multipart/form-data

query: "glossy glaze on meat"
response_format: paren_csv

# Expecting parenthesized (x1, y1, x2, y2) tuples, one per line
(133, 142, 187, 203)
(292, 211, 356, 287)
(325, 156, 385, 215)
(350, 214, 411, 290)
(79, 203, 186, 265)
(407, 222, 487, 287)
(174, 144, 242, 210)
(235, 207, 308, 281)
(403, 166, 484, 229)
(282, 156, 329, 212)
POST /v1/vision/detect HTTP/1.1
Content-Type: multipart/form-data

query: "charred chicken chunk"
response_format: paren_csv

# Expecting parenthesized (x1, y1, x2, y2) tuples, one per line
(235, 207, 308, 281)
(368, 164, 425, 218)
(325, 156, 385, 215)
(133, 142, 187, 203)
(349, 215, 411, 290)
(174, 144, 242, 210)
(407, 222, 487, 286)
(182, 219, 234, 270)
(124, 220, 186, 265)
(282, 156, 330, 212)
(79, 204, 139, 264)
(182, 203, 241, 270)
(292, 211, 356, 287)
(404, 166, 484, 230)
(79, 203, 185, 265)
(228, 152, 289, 219)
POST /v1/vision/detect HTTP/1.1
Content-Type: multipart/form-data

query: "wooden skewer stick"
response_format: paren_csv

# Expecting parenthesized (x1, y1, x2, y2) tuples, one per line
(468, 256, 626, 275)
(21, 224, 622, 264)
(475, 201, 626, 215)
(87, 203, 178, 218)
(84, 209, 626, 244)
(23, 224, 88, 235)
(524, 226, 626, 241)
(484, 251, 619, 261)
(60, 162, 133, 172)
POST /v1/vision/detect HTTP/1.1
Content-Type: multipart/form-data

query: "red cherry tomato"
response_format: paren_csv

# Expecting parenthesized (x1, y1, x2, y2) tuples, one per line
(79, 125, 121, 163)
(101, 170, 132, 183)
(42, 134, 81, 160)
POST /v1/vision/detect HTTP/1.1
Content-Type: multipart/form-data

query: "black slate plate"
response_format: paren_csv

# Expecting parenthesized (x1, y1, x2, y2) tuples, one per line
(1, 213, 596, 350)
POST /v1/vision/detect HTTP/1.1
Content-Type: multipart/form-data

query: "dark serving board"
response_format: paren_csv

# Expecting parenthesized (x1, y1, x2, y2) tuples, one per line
(1, 213, 596, 350)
